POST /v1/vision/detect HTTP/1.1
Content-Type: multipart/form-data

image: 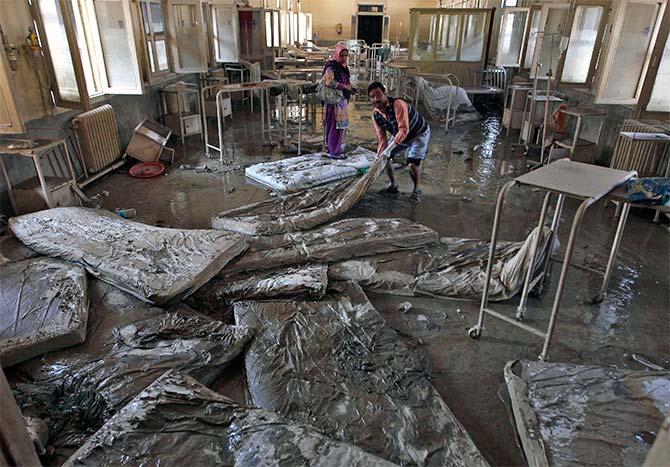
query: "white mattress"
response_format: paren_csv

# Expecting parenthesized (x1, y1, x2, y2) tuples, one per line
(245, 147, 376, 192)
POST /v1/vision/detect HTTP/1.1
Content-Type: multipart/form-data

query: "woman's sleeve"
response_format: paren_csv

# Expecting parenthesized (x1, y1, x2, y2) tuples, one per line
(324, 67, 345, 90)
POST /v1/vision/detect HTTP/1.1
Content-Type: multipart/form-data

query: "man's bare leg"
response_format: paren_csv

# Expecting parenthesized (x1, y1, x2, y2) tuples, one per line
(409, 163, 421, 193)
(382, 159, 399, 193)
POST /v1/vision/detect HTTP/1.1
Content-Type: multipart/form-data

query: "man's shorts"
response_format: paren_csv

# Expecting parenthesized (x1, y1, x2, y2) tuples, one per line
(389, 126, 430, 166)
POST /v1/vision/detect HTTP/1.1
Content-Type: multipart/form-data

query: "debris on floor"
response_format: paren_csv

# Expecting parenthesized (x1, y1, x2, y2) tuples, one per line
(505, 360, 670, 466)
(328, 227, 553, 301)
(211, 157, 384, 235)
(9, 207, 248, 305)
(221, 217, 439, 274)
(235, 282, 488, 466)
(245, 146, 376, 191)
(65, 371, 397, 467)
(0, 258, 88, 367)
(12, 280, 253, 462)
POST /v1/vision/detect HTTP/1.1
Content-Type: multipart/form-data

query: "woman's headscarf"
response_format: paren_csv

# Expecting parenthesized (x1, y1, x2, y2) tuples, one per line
(332, 44, 349, 67)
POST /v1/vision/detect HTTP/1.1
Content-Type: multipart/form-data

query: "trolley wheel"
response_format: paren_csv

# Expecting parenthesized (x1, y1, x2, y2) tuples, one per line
(468, 326, 482, 340)
(515, 309, 525, 321)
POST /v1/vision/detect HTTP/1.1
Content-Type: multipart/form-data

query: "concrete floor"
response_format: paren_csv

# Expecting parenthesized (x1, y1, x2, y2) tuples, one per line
(86, 96, 670, 466)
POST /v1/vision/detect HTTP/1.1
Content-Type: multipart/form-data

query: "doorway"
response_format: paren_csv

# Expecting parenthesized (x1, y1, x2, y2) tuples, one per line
(357, 15, 383, 45)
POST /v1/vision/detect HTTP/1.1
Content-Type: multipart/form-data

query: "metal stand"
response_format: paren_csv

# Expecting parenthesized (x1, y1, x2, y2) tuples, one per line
(468, 160, 637, 361)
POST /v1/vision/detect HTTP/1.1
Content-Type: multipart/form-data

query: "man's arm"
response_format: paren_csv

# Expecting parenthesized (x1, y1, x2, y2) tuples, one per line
(373, 115, 388, 155)
(392, 99, 410, 145)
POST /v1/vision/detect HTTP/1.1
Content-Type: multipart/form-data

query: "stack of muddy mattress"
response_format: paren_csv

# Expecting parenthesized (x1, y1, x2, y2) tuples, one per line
(9, 207, 247, 305)
(213, 157, 385, 235)
(222, 217, 438, 274)
(65, 371, 396, 466)
(12, 281, 253, 461)
(0, 258, 88, 367)
(245, 147, 376, 192)
(235, 282, 489, 466)
(505, 360, 670, 466)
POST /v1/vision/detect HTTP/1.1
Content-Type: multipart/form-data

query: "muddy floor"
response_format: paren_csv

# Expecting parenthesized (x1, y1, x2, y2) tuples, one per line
(86, 95, 670, 466)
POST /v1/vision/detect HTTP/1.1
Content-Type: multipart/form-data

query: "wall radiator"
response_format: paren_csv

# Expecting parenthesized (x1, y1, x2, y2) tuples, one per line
(71, 104, 122, 176)
(610, 119, 670, 176)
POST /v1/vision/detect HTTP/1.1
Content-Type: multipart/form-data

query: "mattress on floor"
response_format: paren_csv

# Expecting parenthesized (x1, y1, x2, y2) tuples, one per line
(245, 146, 376, 192)
(12, 280, 253, 460)
(64, 371, 396, 467)
(213, 156, 385, 235)
(505, 360, 670, 467)
(234, 282, 488, 466)
(328, 226, 553, 301)
(190, 264, 328, 313)
(0, 258, 88, 367)
(9, 207, 247, 305)
(220, 217, 439, 274)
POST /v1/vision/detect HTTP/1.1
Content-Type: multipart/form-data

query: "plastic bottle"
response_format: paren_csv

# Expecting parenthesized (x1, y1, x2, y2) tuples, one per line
(398, 302, 412, 313)
(116, 208, 137, 219)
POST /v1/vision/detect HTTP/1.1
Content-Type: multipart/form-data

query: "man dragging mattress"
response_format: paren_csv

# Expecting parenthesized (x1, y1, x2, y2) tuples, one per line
(368, 81, 431, 203)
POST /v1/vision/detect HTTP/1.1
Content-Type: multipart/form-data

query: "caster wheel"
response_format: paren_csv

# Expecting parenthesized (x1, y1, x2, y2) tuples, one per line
(468, 327, 481, 340)
(515, 311, 524, 321)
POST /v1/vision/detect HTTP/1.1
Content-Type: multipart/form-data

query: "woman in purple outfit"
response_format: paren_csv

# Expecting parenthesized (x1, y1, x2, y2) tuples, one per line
(322, 44, 355, 158)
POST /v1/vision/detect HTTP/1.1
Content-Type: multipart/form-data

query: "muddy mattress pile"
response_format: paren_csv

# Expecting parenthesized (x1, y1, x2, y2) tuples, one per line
(505, 360, 670, 466)
(65, 371, 396, 467)
(12, 281, 253, 459)
(0, 258, 88, 367)
(245, 147, 376, 191)
(9, 207, 247, 304)
(222, 217, 439, 274)
(235, 282, 488, 466)
(212, 157, 385, 235)
(329, 226, 553, 301)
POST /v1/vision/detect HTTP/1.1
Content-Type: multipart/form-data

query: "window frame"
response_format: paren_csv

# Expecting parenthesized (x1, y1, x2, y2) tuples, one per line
(0, 49, 24, 134)
(594, 0, 668, 105)
(636, 12, 670, 117)
(137, 0, 175, 83)
(496, 6, 531, 67)
(209, 0, 240, 63)
(555, 0, 609, 88)
(166, 0, 210, 73)
(528, 3, 570, 79)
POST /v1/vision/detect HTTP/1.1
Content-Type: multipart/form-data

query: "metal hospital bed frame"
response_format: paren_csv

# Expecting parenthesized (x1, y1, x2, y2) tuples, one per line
(468, 159, 638, 361)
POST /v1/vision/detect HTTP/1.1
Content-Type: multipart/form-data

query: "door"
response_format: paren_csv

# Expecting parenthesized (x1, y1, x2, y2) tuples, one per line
(357, 15, 383, 45)
(211, 1, 238, 62)
(0, 51, 24, 134)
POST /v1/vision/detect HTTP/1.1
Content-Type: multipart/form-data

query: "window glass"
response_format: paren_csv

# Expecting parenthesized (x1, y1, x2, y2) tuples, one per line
(460, 12, 486, 61)
(498, 10, 528, 66)
(561, 6, 604, 83)
(523, 9, 541, 68)
(601, 2, 660, 100)
(38, 0, 80, 101)
(436, 14, 459, 61)
(647, 36, 670, 111)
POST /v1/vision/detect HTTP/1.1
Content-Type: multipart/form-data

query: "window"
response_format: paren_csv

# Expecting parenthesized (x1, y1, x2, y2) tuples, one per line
(212, 2, 239, 62)
(596, 0, 666, 104)
(140, 0, 170, 74)
(646, 36, 670, 111)
(496, 8, 529, 67)
(522, 8, 541, 69)
(409, 9, 492, 63)
(31, 0, 142, 109)
(530, 4, 569, 78)
(167, 0, 209, 72)
(560, 5, 605, 84)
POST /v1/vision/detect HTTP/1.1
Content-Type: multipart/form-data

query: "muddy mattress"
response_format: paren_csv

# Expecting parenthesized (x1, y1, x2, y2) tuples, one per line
(328, 227, 552, 301)
(0, 258, 88, 367)
(12, 281, 253, 460)
(64, 371, 396, 466)
(191, 264, 328, 310)
(234, 282, 488, 466)
(9, 207, 247, 305)
(212, 157, 385, 235)
(505, 360, 670, 466)
(222, 217, 438, 274)
(245, 147, 376, 191)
